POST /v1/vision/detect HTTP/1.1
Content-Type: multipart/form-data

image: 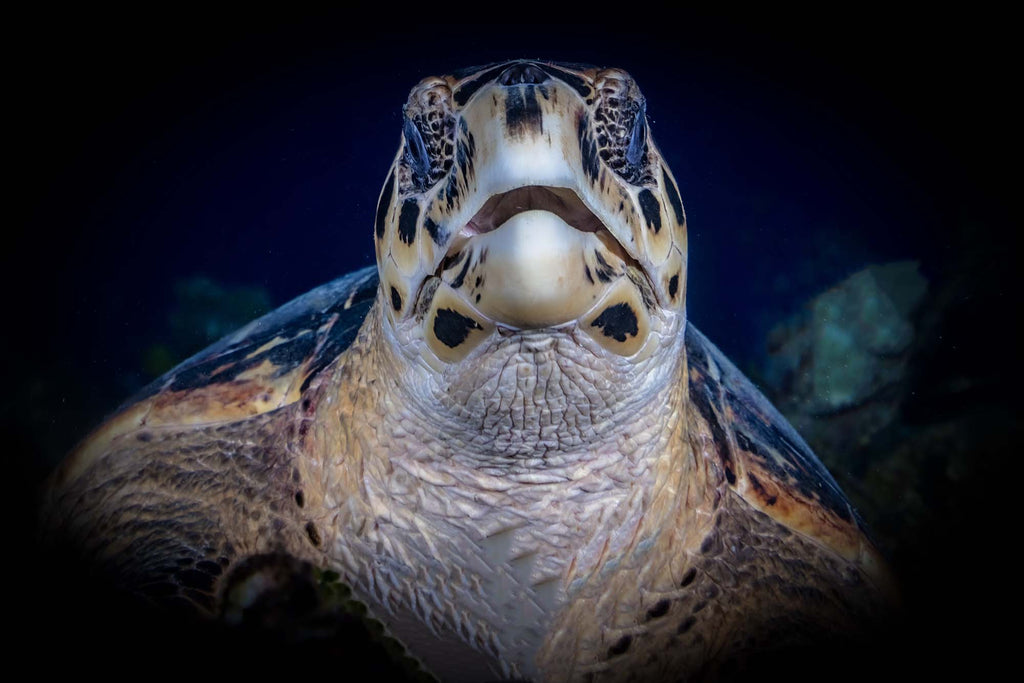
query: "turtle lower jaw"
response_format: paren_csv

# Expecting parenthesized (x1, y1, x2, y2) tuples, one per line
(414, 208, 661, 364)
(445, 210, 613, 329)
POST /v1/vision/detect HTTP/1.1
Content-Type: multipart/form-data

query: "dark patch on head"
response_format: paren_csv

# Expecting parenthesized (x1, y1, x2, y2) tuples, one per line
(305, 522, 321, 547)
(505, 85, 544, 138)
(433, 308, 482, 349)
(454, 63, 510, 106)
(440, 249, 465, 273)
(680, 567, 697, 588)
(668, 273, 679, 299)
(725, 466, 736, 484)
(498, 62, 549, 86)
(607, 634, 632, 658)
(627, 269, 657, 312)
(448, 253, 472, 290)
(646, 599, 671, 620)
(662, 165, 685, 225)
(590, 303, 638, 342)
(375, 168, 395, 240)
(136, 431, 152, 442)
(577, 113, 601, 182)
(294, 490, 305, 508)
(442, 175, 460, 210)
(424, 217, 446, 246)
(545, 64, 592, 98)
(637, 189, 662, 233)
(398, 199, 419, 245)
(390, 286, 403, 312)
(454, 60, 588, 105)
(584, 264, 594, 284)
(459, 118, 476, 160)
(692, 600, 707, 614)
(677, 616, 697, 634)
(441, 120, 476, 210)
(593, 251, 616, 282)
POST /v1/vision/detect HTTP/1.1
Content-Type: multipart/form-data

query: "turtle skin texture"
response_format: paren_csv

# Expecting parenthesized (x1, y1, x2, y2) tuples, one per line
(40, 61, 895, 682)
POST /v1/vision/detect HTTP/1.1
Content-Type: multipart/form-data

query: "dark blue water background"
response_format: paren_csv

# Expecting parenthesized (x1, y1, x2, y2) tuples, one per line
(13, 14, 1011, 469)
(8, 15, 1016, 678)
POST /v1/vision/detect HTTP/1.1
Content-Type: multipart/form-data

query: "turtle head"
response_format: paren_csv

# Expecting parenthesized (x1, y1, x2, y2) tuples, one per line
(374, 60, 688, 365)
(371, 62, 689, 458)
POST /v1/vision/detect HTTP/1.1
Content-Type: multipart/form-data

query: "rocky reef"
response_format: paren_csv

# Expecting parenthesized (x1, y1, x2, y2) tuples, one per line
(755, 250, 1014, 678)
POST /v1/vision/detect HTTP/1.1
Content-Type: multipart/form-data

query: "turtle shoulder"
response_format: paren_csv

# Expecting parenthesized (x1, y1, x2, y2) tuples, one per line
(60, 266, 379, 484)
(684, 324, 890, 588)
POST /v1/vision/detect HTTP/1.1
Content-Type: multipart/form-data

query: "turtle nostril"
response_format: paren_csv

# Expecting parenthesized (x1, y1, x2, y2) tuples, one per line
(497, 62, 549, 86)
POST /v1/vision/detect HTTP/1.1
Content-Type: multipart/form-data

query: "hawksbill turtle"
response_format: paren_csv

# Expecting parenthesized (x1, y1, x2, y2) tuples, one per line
(43, 60, 893, 681)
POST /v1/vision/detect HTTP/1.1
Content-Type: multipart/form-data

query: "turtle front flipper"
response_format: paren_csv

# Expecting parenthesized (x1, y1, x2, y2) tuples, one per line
(681, 324, 896, 675)
(38, 404, 422, 678)
(34, 268, 412, 674)
(42, 406, 327, 621)
(40, 269, 381, 621)
(685, 325, 893, 587)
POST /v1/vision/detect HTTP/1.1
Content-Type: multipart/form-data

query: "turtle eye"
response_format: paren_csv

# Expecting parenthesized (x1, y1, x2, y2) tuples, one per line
(595, 91, 654, 186)
(625, 99, 648, 169)
(403, 114, 432, 190)
(398, 91, 456, 195)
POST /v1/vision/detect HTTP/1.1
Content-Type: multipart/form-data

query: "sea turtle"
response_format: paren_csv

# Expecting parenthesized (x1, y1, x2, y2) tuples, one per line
(43, 60, 893, 681)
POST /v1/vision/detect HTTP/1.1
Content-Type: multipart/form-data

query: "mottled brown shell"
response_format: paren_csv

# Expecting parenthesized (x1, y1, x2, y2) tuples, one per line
(54, 267, 378, 489)
(684, 325, 891, 588)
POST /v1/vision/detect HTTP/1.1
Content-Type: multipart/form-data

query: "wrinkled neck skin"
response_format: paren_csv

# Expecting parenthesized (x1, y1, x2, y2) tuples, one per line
(323, 297, 690, 680)
(380, 295, 686, 473)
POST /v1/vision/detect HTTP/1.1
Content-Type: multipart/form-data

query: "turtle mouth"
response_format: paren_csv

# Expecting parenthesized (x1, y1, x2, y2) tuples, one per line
(421, 184, 657, 335)
(438, 185, 638, 272)
(465, 186, 604, 235)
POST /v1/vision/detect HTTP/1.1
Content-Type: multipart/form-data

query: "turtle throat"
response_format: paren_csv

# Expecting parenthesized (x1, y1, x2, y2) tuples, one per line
(372, 298, 687, 467)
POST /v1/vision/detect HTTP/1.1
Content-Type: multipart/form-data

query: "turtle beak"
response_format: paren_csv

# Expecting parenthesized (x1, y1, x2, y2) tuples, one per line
(377, 62, 687, 363)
